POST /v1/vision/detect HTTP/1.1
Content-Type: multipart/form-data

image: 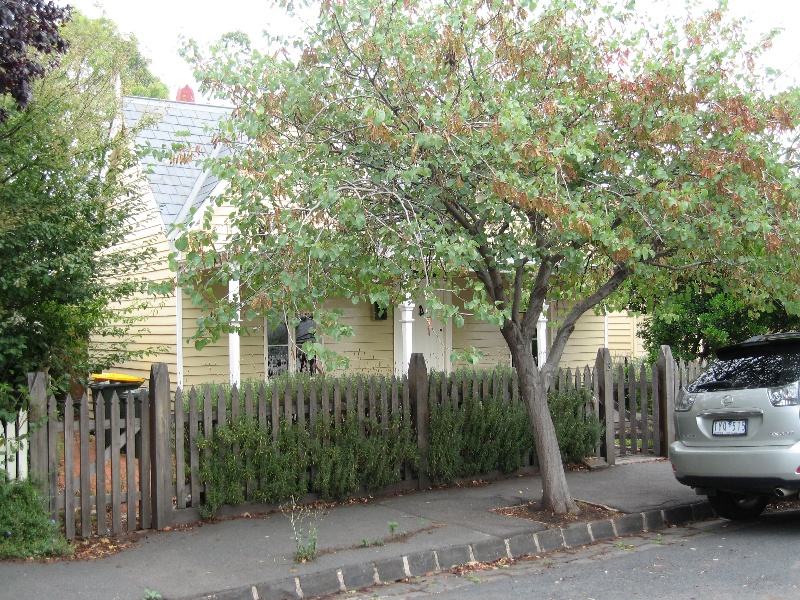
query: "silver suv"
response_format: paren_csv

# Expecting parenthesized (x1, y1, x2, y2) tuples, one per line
(670, 333, 800, 519)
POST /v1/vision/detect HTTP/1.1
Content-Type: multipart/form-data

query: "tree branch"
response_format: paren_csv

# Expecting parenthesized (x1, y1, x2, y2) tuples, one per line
(521, 255, 561, 332)
(543, 265, 631, 376)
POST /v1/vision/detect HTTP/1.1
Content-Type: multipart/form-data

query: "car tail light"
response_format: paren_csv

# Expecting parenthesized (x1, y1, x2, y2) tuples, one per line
(768, 381, 800, 406)
(675, 389, 695, 412)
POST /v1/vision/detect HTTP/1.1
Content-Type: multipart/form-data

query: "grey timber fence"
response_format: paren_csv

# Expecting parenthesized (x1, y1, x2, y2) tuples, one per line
(593, 346, 705, 466)
(23, 347, 694, 539)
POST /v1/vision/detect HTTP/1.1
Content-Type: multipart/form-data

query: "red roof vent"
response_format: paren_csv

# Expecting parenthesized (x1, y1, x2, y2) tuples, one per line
(176, 85, 195, 102)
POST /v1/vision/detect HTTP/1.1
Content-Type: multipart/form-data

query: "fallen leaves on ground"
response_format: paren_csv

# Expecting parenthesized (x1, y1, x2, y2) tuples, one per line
(493, 499, 620, 529)
(68, 535, 140, 560)
(450, 557, 516, 576)
(26, 534, 143, 562)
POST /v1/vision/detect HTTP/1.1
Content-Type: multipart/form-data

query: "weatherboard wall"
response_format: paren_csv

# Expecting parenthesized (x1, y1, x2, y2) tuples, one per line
(607, 311, 646, 359)
(321, 297, 395, 374)
(90, 175, 179, 386)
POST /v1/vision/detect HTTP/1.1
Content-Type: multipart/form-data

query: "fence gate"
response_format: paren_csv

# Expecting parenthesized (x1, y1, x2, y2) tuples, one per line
(592, 346, 702, 465)
(26, 371, 152, 539)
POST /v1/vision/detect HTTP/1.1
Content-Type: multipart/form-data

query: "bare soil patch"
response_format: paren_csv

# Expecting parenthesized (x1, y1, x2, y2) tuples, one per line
(493, 499, 620, 529)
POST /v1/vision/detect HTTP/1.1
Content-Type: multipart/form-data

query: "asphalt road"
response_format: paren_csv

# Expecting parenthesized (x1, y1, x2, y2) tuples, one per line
(343, 508, 800, 600)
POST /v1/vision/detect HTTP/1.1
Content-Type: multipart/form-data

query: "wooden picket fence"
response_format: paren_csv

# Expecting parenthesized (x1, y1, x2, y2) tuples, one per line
(23, 346, 694, 539)
(173, 360, 422, 516)
(1, 410, 28, 481)
(23, 372, 152, 539)
(592, 347, 705, 464)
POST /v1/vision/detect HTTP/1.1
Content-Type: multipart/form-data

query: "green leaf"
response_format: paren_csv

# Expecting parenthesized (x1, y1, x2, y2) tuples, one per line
(173, 236, 189, 252)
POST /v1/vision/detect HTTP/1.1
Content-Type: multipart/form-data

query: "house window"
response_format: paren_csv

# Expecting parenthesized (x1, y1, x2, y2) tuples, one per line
(267, 321, 289, 377)
(265, 316, 318, 377)
(295, 316, 317, 373)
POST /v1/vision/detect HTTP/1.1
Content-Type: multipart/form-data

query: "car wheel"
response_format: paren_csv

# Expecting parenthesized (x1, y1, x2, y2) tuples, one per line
(708, 491, 768, 520)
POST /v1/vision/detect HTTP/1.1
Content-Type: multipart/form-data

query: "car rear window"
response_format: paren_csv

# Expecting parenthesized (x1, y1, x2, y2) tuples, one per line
(688, 351, 800, 392)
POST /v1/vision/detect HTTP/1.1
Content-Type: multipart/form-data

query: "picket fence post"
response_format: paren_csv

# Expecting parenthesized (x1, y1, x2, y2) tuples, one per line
(26, 372, 48, 482)
(594, 348, 615, 466)
(408, 353, 430, 489)
(149, 363, 172, 529)
(656, 345, 676, 455)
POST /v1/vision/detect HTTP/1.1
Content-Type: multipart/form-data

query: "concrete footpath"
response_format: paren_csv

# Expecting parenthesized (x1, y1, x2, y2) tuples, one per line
(0, 458, 712, 600)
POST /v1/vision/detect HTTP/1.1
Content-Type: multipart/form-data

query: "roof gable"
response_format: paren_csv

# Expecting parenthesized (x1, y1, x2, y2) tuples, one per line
(123, 96, 232, 229)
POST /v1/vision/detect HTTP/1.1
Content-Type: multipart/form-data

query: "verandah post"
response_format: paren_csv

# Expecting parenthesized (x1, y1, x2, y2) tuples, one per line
(408, 353, 430, 489)
(149, 363, 172, 529)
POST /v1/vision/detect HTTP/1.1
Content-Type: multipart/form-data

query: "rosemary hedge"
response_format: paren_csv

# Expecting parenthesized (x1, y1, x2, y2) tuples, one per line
(428, 395, 533, 485)
(194, 371, 602, 517)
(196, 411, 418, 517)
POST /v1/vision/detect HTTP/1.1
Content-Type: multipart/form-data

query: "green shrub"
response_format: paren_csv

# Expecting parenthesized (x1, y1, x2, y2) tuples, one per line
(195, 422, 248, 515)
(355, 413, 418, 493)
(196, 408, 418, 516)
(427, 402, 465, 485)
(548, 388, 603, 464)
(196, 417, 310, 518)
(251, 419, 311, 505)
(311, 413, 361, 500)
(428, 395, 534, 485)
(278, 411, 418, 501)
(193, 369, 601, 515)
(0, 477, 71, 559)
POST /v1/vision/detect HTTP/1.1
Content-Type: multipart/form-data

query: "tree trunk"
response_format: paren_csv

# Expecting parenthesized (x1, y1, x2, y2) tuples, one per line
(505, 329, 578, 515)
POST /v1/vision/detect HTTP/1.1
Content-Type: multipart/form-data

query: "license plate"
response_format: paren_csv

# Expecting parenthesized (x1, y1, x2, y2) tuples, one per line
(712, 419, 747, 436)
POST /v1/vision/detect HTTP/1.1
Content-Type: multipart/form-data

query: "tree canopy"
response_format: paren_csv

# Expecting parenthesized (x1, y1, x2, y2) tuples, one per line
(633, 282, 800, 361)
(0, 9, 158, 411)
(0, 0, 71, 121)
(176, 0, 800, 513)
(66, 11, 169, 99)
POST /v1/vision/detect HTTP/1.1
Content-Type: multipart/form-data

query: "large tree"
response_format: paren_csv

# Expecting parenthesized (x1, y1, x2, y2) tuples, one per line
(65, 11, 169, 99)
(0, 0, 71, 121)
(0, 11, 160, 411)
(175, 0, 800, 513)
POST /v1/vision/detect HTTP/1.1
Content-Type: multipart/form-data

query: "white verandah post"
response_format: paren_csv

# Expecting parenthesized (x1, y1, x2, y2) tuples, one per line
(228, 278, 241, 386)
(399, 299, 415, 376)
(536, 303, 549, 368)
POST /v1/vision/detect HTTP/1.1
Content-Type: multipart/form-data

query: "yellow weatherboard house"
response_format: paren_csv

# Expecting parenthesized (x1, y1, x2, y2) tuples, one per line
(96, 95, 645, 391)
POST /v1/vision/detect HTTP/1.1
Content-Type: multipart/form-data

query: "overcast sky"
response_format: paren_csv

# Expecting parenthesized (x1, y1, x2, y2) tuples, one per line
(60, 0, 800, 102)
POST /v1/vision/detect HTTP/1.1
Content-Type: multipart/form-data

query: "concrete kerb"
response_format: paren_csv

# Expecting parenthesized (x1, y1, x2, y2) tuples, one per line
(181, 501, 712, 600)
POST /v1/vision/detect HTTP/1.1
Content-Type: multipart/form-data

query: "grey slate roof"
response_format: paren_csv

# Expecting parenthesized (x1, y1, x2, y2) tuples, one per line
(122, 96, 232, 229)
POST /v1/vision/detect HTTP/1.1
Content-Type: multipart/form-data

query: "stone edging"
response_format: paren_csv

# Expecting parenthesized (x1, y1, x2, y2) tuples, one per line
(182, 501, 714, 600)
